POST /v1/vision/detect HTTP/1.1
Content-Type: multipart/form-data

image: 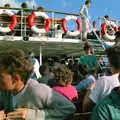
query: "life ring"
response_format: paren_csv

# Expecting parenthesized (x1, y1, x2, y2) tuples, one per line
(28, 11, 51, 34)
(62, 15, 81, 36)
(0, 9, 17, 33)
(101, 22, 118, 40)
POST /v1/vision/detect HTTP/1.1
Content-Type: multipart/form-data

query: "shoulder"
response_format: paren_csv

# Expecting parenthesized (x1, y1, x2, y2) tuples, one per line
(92, 95, 113, 120)
(98, 74, 119, 85)
(27, 79, 52, 99)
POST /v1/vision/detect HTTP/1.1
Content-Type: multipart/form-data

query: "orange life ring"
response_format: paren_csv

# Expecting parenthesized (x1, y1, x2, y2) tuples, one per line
(62, 15, 81, 36)
(0, 9, 17, 33)
(101, 22, 118, 40)
(28, 11, 51, 34)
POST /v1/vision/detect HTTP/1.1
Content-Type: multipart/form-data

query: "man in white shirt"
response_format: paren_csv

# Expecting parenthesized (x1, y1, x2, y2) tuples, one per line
(80, 0, 92, 41)
(83, 44, 120, 112)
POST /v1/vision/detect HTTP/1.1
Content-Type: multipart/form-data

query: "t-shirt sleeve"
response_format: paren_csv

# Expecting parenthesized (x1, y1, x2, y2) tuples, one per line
(80, 56, 85, 65)
(89, 79, 104, 103)
(91, 103, 110, 120)
(80, 5, 84, 14)
(26, 91, 76, 120)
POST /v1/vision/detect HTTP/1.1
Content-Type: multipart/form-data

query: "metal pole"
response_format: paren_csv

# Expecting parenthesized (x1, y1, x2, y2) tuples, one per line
(39, 46, 42, 66)
(51, 12, 55, 37)
(21, 10, 23, 37)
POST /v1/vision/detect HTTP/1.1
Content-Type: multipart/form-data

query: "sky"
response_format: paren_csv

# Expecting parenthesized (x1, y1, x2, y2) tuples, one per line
(0, 0, 120, 27)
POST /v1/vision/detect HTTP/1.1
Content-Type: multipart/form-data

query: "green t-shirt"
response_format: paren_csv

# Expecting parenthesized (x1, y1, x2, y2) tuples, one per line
(91, 88, 120, 120)
(80, 55, 98, 69)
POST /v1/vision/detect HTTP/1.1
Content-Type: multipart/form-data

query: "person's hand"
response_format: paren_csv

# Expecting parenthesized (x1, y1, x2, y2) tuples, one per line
(6, 108, 28, 120)
(88, 82, 96, 90)
(0, 110, 6, 120)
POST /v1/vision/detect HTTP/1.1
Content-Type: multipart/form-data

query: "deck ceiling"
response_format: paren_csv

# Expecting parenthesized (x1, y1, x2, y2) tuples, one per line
(0, 40, 85, 56)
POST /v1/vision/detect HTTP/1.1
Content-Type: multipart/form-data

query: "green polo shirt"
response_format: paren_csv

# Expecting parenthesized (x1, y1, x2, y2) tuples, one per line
(91, 88, 120, 120)
(80, 55, 98, 69)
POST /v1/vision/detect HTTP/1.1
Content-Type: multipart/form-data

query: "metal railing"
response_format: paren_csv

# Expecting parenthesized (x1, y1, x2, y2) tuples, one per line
(0, 7, 81, 39)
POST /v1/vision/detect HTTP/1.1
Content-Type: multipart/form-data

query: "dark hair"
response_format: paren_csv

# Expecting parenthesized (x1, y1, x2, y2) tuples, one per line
(85, 0, 92, 5)
(104, 15, 109, 19)
(4, 3, 10, 8)
(54, 65, 73, 86)
(0, 49, 33, 84)
(21, 2, 28, 8)
(39, 64, 50, 76)
(84, 42, 91, 51)
(37, 6, 45, 12)
(93, 21, 96, 24)
(106, 45, 120, 71)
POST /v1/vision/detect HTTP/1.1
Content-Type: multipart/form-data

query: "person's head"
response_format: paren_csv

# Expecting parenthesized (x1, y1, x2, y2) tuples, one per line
(74, 59, 79, 65)
(39, 64, 50, 76)
(27, 50, 36, 64)
(85, 0, 92, 7)
(54, 65, 73, 86)
(92, 21, 96, 28)
(0, 49, 33, 91)
(84, 43, 94, 55)
(4, 3, 10, 8)
(106, 45, 120, 73)
(37, 6, 45, 12)
(21, 2, 28, 9)
(104, 15, 110, 20)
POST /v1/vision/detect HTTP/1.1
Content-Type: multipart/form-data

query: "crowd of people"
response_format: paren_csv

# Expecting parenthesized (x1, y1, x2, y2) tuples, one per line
(0, 33, 119, 120)
(0, 1, 120, 120)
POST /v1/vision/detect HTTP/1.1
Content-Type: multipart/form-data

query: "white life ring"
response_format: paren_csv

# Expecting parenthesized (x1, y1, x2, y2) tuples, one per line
(62, 15, 81, 36)
(101, 22, 118, 40)
(0, 9, 17, 33)
(28, 11, 51, 34)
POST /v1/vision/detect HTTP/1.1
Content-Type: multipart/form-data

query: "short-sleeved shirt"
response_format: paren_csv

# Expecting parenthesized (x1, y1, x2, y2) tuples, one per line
(80, 55, 98, 69)
(91, 88, 120, 120)
(80, 5, 89, 19)
(89, 73, 120, 103)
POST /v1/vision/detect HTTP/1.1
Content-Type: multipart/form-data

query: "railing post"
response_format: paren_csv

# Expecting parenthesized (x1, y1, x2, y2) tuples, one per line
(39, 46, 42, 66)
(21, 10, 23, 37)
(51, 12, 55, 37)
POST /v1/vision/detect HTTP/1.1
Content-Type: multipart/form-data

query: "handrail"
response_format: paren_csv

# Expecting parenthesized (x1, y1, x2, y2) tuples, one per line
(74, 112, 91, 116)
(98, 17, 120, 23)
(0, 7, 80, 16)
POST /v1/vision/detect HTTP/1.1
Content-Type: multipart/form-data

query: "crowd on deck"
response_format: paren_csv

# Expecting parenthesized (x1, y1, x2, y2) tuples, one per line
(0, 0, 119, 120)
(0, 32, 119, 120)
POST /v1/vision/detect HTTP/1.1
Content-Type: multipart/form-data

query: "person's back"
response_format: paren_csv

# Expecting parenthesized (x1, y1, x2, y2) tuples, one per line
(80, 55, 98, 69)
(14, 79, 76, 120)
(53, 65, 78, 101)
(89, 73, 120, 103)
(53, 85, 78, 101)
(38, 64, 55, 86)
(91, 87, 120, 120)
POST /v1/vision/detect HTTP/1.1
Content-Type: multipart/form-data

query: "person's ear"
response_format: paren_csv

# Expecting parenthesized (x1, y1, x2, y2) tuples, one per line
(12, 74, 21, 84)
